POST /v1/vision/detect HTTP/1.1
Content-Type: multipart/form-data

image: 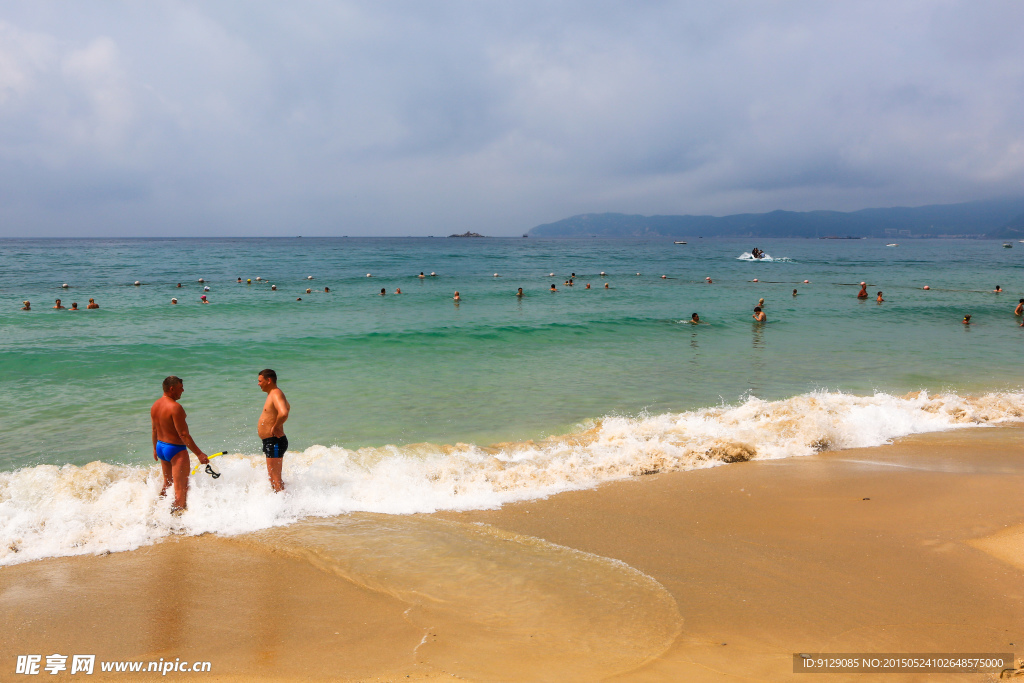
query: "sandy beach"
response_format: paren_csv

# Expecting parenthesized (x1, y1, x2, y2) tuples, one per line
(3, 426, 1023, 681)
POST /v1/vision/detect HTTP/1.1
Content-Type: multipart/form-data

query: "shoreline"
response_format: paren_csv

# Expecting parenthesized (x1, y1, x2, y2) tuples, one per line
(3, 427, 1024, 680)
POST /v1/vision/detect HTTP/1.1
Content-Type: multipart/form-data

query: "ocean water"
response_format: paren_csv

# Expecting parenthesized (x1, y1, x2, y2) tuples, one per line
(2, 236, 1024, 564)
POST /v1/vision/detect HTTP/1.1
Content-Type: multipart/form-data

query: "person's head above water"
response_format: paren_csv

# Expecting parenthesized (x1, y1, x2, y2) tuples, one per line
(691, 313, 699, 322)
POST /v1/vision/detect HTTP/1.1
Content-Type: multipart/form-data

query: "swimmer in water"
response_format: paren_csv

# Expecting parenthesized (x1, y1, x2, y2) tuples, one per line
(237, 277, 242, 283)
(87, 298, 99, 309)
(585, 283, 590, 289)
(604, 283, 609, 289)
(550, 284, 558, 292)
(516, 287, 523, 297)
(758, 298, 765, 307)
(876, 291, 884, 303)
(70, 302, 79, 310)
(53, 299, 65, 309)
(395, 288, 401, 294)
(857, 282, 868, 299)
(176, 283, 182, 288)
(691, 313, 700, 323)
(453, 291, 460, 301)
(419, 272, 425, 278)
(306, 288, 311, 294)
(963, 314, 971, 325)
(171, 298, 178, 304)
(324, 287, 330, 293)
(380, 288, 386, 296)
(200, 295, 209, 303)
(21, 300, 30, 310)
(1016, 299, 1024, 316)
(792, 289, 798, 296)
(994, 285, 1003, 293)
(752, 306, 766, 322)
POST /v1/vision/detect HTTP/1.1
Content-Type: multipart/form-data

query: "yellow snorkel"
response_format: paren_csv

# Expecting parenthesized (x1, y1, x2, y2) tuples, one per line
(191, 452, 226, 477)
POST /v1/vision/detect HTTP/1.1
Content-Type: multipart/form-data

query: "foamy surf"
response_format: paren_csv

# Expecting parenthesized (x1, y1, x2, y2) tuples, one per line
(2, 390, 1023, 566)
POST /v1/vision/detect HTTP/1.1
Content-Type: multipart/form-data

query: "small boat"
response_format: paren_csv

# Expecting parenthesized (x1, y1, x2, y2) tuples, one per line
(886, 243, 898, 247)
(674, 241, 687, 245)
(1004, 243, 1013, 248)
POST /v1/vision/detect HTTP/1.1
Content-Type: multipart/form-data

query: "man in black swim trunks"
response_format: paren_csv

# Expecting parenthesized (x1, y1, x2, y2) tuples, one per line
(257, 368, 290, 492)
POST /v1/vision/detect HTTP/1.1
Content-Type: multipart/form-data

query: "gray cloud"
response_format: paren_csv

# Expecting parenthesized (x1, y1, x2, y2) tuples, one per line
(0, 0, 1021, 236)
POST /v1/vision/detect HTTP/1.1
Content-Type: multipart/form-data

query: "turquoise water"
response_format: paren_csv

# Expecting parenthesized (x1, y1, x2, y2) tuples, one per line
(2, 237, 1022, 470)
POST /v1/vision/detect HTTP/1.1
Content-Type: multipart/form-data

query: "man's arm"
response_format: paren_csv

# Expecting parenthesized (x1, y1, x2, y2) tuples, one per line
(271, 391, 290, 436)
(151, 419, 158, 461)
(171, 406, 210, 464)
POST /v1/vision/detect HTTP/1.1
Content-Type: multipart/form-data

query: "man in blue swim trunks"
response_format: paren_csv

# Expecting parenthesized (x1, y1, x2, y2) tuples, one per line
(257, 369, 290, 492)
(151, 376, 211, 513)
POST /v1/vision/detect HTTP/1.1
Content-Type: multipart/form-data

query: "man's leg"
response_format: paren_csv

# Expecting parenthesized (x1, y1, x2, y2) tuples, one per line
(265, 458, 284, 493)
(169, 450, 191, 511)
(159, 459, 174, 498)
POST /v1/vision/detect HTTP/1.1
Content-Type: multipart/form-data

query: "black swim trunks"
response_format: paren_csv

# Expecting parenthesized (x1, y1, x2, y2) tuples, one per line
(262, 435, 288, 459)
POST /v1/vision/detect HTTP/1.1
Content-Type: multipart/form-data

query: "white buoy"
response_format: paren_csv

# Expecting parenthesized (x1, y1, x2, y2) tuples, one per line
(367, 273, 372, 277)
(803, 279, 809, 283)
(430, 272, 436, 276)
(600, 271, 606, 276)
(134, 281, 140, 286)
(636, 273, 641, 276)
(256, 277, 262, 281)
(549, 273, 555, 277)
(661, 275, 667, 279)
(307, 276, 313, 280)
(494, 273, 499, 277)
(198, 278, 205, 283)
(753, 278, 759, 282)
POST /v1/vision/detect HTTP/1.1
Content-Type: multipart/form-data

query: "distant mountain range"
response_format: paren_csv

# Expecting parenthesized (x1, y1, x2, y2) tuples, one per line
(528, 198, 1024, 239)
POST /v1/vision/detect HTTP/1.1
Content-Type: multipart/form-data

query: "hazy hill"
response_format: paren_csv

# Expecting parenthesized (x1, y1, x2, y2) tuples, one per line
(528, 198, 1024, 239)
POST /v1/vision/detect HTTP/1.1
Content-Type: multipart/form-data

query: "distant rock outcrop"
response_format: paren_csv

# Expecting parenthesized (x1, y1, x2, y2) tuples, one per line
(449, 231, 485, 238)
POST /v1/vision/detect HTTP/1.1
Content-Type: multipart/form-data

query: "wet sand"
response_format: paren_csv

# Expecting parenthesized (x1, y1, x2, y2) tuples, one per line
(3, 426, 1024, 681)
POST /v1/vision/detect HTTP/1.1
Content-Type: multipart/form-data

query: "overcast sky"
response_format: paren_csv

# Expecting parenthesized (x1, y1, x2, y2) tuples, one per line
(0, 1, 1022, 237)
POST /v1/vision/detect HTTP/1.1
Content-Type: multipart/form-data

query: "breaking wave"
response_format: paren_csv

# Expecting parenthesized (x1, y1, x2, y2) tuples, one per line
(3, 390, 1023, 566)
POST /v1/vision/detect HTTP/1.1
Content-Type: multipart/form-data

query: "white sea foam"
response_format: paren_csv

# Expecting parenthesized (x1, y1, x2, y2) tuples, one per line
(2, 390, 1023, 566)
(737, 251, 793, 262)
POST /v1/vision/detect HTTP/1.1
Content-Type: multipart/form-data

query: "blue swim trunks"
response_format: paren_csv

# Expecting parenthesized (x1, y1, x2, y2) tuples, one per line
(155, 440, 187, 462)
